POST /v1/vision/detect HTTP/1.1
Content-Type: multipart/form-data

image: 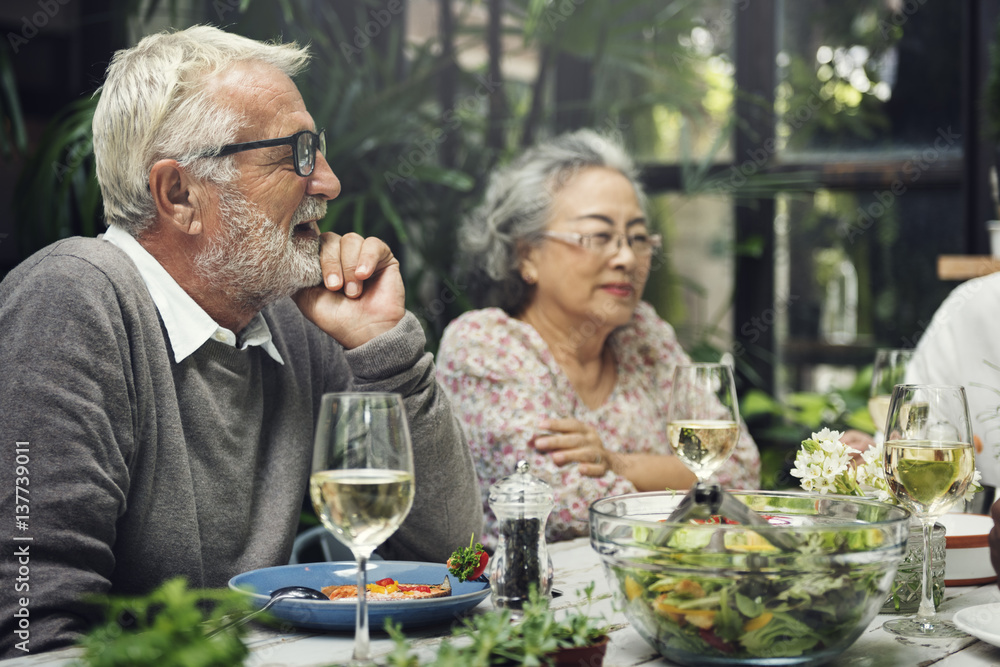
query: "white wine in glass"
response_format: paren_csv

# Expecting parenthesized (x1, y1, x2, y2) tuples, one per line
(667, 364, 741, 483)
(868, 348, 914, 437)
(882, 384, 976, 639)
(310, 393, 415, 664)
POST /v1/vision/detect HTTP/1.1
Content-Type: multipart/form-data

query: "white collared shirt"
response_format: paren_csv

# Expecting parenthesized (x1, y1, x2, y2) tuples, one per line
(103, 225, 285, 365)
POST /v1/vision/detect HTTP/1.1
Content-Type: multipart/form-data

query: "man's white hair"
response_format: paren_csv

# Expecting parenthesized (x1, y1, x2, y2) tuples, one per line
(92, 25, 311, 236)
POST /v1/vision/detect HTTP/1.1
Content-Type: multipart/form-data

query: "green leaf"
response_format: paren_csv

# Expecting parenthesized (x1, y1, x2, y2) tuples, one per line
(738, 611, 821, 657)
(0, 49, 27, 157)
(375, 188, 409, 244)
(734, 592, 764, 619)
(409, 165, 475, 191)
(740, 390, 783, 418)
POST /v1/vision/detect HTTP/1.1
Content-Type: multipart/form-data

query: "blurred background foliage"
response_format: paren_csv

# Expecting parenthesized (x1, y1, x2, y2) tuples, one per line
(3, 0, 799, 345)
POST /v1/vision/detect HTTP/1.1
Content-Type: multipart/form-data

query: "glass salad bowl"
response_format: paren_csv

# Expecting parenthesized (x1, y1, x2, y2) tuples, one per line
(590, 490, 910, 667)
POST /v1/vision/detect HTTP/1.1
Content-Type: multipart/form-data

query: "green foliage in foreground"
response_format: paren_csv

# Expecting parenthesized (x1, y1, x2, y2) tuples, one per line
(72, 578, 252, 667)
(384, 584, 609, 667)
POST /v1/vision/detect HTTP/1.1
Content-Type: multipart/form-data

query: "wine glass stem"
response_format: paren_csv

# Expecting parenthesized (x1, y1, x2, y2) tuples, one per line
(916, 518, 936, 623)
(353, 553, 370, 663)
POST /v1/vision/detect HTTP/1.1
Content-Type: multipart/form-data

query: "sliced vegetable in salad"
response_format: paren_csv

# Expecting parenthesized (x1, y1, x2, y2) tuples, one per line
(612, 520, 890, 661)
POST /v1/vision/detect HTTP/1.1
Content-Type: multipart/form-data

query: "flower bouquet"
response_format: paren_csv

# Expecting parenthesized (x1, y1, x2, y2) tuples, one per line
(790, 428, 983, 505)
(790, 428, 984, 613)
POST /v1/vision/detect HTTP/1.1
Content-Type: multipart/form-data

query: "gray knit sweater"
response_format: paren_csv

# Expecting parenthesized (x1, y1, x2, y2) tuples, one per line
(0, 238, 483, 657)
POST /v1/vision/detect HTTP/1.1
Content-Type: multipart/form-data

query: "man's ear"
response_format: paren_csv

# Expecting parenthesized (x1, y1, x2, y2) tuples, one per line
(148, 159, 204, 236)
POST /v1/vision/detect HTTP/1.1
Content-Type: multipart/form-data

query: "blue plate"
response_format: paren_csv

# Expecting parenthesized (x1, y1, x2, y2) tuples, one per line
(228, 561, 490, 631)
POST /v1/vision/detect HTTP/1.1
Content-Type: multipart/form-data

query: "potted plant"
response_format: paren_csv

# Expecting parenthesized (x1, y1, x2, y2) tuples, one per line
(384, 584, 610, 667)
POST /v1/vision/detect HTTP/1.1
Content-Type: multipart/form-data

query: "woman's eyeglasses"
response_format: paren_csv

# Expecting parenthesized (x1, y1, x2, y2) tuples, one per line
(541, 230, 661, 257)
(211, 128, 326, 177)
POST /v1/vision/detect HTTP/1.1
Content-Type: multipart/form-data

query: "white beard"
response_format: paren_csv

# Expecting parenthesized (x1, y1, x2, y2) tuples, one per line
(194, 188, 326, 312)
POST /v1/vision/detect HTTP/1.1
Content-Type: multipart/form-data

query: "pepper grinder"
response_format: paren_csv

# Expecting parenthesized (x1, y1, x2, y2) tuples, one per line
(487, 460, 554, 610)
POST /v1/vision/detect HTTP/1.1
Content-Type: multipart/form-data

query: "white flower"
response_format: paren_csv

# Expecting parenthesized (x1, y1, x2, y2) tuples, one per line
(871, 487, 893, 503)
(796, 430, 887, 500)
(855, 441, 889, 497)
(964, 468, 983, 503)
(820, 455, 848, 479)
(790, 448, 813, 476)
(813, 476, 838, 494)
(813, 428, 844, 443)
(860, 441, 883, 466)
(795, 430, 987, 507)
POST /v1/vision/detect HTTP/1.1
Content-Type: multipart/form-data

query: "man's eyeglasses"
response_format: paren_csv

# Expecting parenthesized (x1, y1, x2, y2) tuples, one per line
(541, 230, 662, 257)
(212, 129, 326, 177)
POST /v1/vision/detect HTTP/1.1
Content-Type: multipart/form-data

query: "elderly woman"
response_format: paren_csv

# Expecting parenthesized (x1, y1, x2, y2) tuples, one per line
(436, 129, 760, 545)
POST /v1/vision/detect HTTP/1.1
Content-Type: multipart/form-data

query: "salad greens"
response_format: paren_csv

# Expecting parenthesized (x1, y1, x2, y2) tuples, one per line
(612, 522, 892, 662)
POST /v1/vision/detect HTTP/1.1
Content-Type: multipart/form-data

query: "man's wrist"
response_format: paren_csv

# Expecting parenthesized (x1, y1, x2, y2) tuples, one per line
(342, 311, 425, 381)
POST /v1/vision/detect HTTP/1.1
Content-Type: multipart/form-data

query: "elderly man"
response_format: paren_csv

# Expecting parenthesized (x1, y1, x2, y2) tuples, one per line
(0, 25, 482, 657)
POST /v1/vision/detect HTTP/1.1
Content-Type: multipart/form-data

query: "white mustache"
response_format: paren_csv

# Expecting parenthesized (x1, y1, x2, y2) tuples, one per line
(291, 196, 327, 230)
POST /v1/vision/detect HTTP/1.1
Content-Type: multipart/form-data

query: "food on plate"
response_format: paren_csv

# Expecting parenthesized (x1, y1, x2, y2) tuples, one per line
(322, 576, 451, 601)
(446, 533, 489, 582)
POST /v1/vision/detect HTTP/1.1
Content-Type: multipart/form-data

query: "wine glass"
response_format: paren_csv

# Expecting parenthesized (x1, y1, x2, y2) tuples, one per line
(869, 348, 914, 440)
(881, 384, 976, 638)
(310, 393, 415, 664)
(666, 363, 741, 483)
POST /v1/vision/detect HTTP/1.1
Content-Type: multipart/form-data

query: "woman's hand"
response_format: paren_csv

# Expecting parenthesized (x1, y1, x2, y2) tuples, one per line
(531, 417, 611, 477)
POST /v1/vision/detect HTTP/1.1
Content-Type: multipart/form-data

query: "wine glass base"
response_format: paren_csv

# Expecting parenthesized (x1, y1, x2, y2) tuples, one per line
(883, 617, 970, 639)
(347, 658, 377, 667)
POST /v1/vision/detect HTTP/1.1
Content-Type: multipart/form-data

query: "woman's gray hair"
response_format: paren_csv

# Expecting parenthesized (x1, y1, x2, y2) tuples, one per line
(92, 25, 311, 236)
(460, 128, 648, 314)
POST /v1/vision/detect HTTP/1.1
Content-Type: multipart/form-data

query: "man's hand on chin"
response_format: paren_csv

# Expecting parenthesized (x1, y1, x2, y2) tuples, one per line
(293, 232, 406, 349)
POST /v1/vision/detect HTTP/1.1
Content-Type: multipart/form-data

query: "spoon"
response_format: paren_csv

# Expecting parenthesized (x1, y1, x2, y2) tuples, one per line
(208, 585, 327, 638)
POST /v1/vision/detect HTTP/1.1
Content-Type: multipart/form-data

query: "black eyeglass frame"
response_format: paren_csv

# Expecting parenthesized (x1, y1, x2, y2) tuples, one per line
(213, 128, 326, 177)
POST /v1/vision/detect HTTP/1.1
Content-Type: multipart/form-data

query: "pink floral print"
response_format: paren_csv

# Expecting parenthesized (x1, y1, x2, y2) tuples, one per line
(436, 302, 761, 547)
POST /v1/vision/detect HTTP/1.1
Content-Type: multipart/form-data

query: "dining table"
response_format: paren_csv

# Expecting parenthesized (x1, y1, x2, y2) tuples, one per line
(3, 536, 999, 667)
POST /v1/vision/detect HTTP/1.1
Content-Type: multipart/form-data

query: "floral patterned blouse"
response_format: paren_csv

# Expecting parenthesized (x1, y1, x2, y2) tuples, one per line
(436, 302, 761, 547)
